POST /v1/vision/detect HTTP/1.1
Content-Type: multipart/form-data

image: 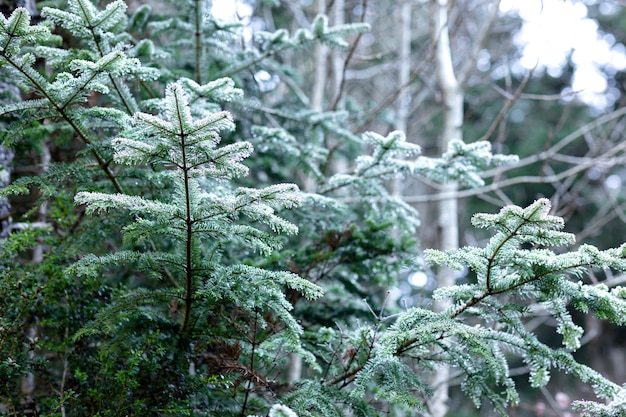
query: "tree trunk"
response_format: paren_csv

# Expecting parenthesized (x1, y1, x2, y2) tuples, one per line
(0, 143, 13, 239)
(311, 0, 328, 113)
(331, 0, 345, 104)
(391, 1, 412, 201)
(430, 0, 463, 416)
(287, 0, 330, 385)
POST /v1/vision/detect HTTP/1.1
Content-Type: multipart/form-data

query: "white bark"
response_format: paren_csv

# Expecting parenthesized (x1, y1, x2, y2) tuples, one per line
(392, 1, 412, 199)
(396, 1, 412, 134)
(289, 0, 329, 385)
(430, 0, 462, 416)
(311, 0, 328, 112)
(331, 0, 345, 104)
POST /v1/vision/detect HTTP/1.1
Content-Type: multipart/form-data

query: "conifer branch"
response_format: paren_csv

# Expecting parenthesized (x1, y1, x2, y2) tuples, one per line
(329, 0, 367, 111)
(218, 17, 368, 79)
(0, 51, 124, 194)
(449, 261, 591, 320)
(74, 0, 138, 114)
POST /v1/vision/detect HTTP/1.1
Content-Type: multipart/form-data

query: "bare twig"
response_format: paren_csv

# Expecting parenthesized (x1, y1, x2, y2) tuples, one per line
(477, 70, 533, 143)
(330, 0, 367, 110)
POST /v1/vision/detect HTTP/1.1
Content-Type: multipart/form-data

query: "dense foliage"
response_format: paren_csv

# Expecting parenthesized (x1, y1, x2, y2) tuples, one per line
(1, 1, 626, 416)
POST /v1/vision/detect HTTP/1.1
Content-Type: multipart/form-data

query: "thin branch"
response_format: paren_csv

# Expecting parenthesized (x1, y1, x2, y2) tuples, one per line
(480, 106, 626, 179)
(355, 45, 436, 133)
(458, 0, 502, 86)
(330, 0, 367, 110)
(493, 84, 581, 102)
(239, 305, 260, 417)
(477, 69, 533, 143)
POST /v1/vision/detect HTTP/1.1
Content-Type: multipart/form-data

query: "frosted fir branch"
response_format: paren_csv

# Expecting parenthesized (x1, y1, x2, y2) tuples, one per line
(547, 297, 584, 350)
(166, 83, 193, 130)
(325, 134, 516, 200)
(126, 86, 236, 158)
(230, 185, 301, 235)
(33, 45, 70, 66)
(45, 51, 150, 109)
(382, 307, 612, 405)
(254, 28, 290, 49)
(471, 198, 575, 247)
(310, 14, 370, 49)
(182, 77, 244, 103)
(268, 404, 299, 417)
(187, 111, 235, 139)
(121, 216, 187, 246)
(112, 137, 166, 166)
(250, 125, 304, 159)
(0, 98, 49, 116)
(236, 184, 302, 210)
(562, 280, 626, 325)
(261, 333, 321, 373)
(0, 8, 51, 56)
(228, 264, 322, 300)
(41, 0, 128, 41)
(218, 15, 369, 78)
(427, 199, 626, 322)
(574, 385, 626, 417)
(187, 142, 253, 179)
(303, 109, 352, 127)
(362, 130, 421, 158)
(42, 0, 156, 116)
(288, 380, 368, 416)
(578, 243, 626, 269)
(417, 139, 518, 188)
(219, 224, 285, 255)
(75, 192, 180, 218)
(403, 200, 626, 406)
(78, 107, 131, 126)
(68, 251, 186, 279)
(132, 111, 175, 136)
(67, 51, 159, 82)
(351, 356, 428, 409)
(0, 44, 124, 194)
(321, 131, 423, 194)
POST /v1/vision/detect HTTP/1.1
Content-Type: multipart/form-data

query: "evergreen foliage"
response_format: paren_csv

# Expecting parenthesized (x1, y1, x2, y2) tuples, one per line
(0, 1, 625, 416)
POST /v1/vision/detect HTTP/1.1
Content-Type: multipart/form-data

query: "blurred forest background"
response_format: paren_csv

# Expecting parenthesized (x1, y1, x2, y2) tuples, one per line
(4, 0, 626, 415)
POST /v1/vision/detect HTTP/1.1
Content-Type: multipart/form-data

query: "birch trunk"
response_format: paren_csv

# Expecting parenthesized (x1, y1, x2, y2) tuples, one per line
(392, 1, 412, 199)
(331, 0, 345, 104)
(287, 0, 329, 385)
(430, 0, 463, 416)
(311, 0, 328, 113)
(0, 142, 13, 239)
(396, 1, 412, 136)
